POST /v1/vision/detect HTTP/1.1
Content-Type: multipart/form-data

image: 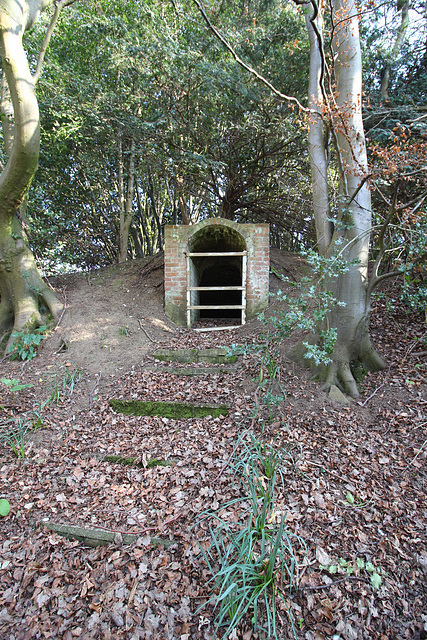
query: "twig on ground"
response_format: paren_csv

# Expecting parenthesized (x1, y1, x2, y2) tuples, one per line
(405, 438, 427, 469)
(304, 459, 351, 484)
(138, 318, 156, 342)
(89, 511, 185, 537)
(358, 365, 392, 407)
(88, 372, 102, 408)
(54, 289, 68, 330)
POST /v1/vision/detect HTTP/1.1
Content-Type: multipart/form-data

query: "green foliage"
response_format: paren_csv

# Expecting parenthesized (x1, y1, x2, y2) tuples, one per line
(48, 367, 83, 405)
(0, 499, 10, 517)
(0, 368, 82, 461)
(319, 556, 383, 591)
(118, 324, 130, 336)
(1, 378, 34, 393)
(266, 250, 349, 368)
(361, 1, 427, 104)
(401, 269, 427, 313)
(0, 418, 32, 460)
(198, 431, 306, 638)
(8, 326, 48, 361)
(25, 0, 311, 271)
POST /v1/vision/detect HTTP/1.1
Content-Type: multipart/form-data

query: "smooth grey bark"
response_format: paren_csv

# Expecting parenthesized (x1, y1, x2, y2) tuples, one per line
(303, 0, 385, 397)
(380, 0, 410, 100)
(305, 6, 331, 255)
(0, 0, 65, 353)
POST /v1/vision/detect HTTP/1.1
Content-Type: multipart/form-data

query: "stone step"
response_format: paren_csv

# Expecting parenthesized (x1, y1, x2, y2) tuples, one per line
(144, 363, 239, 376)
(151, 347, 239, 365)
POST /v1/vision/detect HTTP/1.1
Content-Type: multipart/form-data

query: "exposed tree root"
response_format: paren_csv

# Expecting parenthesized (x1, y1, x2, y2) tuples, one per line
(0, 244, 63, 355)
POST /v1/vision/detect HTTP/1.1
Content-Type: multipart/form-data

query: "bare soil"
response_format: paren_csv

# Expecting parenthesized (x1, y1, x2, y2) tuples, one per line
(0, 249, 426, 640)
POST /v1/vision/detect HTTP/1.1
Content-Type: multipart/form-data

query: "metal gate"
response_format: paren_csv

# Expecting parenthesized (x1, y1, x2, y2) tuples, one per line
(186, 251, 247, 330)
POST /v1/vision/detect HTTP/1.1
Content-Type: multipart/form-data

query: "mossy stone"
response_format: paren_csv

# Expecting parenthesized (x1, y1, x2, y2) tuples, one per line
(151, 348, 237, 364)
(109, 399, 229, 419)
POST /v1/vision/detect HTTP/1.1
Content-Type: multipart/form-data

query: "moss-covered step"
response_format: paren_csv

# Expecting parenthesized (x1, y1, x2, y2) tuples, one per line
(109, 398, 229, 419)
(40, 521, 174, 548)
(151, 347, 238, 364)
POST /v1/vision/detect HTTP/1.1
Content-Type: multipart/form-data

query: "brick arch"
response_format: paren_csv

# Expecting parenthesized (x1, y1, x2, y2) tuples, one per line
(188, 219, 247, 253)
(164, 218, 269, 328)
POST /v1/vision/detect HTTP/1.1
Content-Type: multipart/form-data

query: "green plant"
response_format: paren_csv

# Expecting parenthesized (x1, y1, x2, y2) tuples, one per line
(30, 402, 46, 429)
(48, 367, 82, 405)
(1, 377, 34, 392)
(118, 324, 130, 336)
(0, 418, 32, 460)
(267, 267, 344, 368)
(344, 491, 368, 508)
(8, 325, 48, 361)
(227, 251, 351, 420)
(197, 432, 306, 639)
(0, 498, 10, 516)
(319, 556, 383, 590)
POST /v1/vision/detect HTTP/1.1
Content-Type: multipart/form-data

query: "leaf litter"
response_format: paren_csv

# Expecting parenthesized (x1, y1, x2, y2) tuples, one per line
(0, 262, 426, 640)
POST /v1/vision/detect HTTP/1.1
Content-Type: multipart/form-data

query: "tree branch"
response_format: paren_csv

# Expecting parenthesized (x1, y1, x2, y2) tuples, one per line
(33, 0, 76, 84)
(191, 0, 307, 112)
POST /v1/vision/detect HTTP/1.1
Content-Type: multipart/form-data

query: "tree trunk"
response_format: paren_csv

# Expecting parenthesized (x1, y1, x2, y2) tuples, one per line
(305, 6, 332, 255)
(0, 0, 62, 353)
(323, 0, 385, 396)
(302, 0, 385, 397)
(135, 183, 153, 256)
(117, 135, 136, 263)
(379, 0, 409, 100)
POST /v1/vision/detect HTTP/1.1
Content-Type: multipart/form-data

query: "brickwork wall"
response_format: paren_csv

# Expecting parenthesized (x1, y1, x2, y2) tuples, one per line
(164, 218, 269, 326)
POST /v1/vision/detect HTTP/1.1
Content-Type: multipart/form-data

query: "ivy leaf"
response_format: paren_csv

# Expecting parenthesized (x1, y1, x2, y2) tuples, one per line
(0, 499, 10, 517)
(346, 491, 355, 504)
(370, 573, 382, 590)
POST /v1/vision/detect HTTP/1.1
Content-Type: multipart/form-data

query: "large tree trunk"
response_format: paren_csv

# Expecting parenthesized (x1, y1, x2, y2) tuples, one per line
(303, 0, 385, 397)
(305, 6, 332, 256)
(0, 0, 62, 352)
(324, 0, 385, 396)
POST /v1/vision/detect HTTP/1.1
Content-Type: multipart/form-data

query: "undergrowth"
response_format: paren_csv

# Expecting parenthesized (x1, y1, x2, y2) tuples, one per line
(197, 427, 306, 639)
(0, 367, 83, 461)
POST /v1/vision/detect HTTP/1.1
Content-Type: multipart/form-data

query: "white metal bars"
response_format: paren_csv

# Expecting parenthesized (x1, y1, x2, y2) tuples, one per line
(186, 251, 247, 329)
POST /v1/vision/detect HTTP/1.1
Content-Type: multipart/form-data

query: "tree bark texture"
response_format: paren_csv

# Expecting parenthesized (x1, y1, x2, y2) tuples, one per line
(117, 134, 136, 263)
(305, 6, 332, 256)
(328, 0, 385, 396)
(0, 0, 62, 351)
(304, 0, 385, 397)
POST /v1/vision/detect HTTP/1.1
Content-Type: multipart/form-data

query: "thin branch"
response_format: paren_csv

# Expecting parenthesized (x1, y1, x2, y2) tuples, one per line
(33, 0, 76, 84)
(192, 0, 307, 112)
(348, 173, 372, 205)
(405, 439, 427, 469)
(358, 366, 391, 407)
(88, 372, 102, 408)
(367, 181, 400, 296)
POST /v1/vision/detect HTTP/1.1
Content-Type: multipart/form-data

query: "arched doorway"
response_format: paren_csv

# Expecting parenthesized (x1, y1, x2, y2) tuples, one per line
(186, 225, 247, 328)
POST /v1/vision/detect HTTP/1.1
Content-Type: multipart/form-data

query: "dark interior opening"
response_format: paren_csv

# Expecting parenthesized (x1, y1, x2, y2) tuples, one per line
(197, 258, 242, 319)
(188, 224, 246, 324)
